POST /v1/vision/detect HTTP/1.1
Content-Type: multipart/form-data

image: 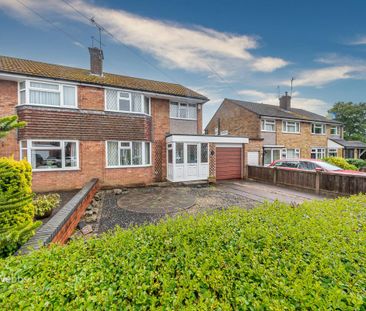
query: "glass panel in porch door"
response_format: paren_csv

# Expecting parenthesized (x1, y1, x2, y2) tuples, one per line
(187, 145, 197, 163)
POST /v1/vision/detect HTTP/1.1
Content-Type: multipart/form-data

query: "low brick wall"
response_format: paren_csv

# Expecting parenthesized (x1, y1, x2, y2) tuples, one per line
(18, 179, 99, 255)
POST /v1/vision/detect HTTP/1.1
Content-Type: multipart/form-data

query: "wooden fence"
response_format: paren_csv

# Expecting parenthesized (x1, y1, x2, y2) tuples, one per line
(247, 165, 366, 196)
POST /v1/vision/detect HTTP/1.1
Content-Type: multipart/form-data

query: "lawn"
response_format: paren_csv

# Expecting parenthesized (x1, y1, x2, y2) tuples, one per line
(1, 195, 366, 309)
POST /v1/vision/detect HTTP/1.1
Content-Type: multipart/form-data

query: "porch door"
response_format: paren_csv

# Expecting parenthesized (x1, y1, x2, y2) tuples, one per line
(186, 144, 199, 178)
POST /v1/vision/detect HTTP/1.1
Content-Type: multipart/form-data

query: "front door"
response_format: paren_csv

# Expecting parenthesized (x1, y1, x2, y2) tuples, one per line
(186, 144, 199, 178)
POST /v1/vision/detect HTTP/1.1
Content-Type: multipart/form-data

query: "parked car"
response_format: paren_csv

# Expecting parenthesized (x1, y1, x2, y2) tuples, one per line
(269, 159, 366, 175)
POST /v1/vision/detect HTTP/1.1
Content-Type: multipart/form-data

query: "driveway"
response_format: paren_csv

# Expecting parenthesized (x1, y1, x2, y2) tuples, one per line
(77, 181, 327, 236)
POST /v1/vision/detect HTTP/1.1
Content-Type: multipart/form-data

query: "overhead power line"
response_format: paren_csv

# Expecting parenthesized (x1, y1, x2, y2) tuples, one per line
(15, 0, 86, 48)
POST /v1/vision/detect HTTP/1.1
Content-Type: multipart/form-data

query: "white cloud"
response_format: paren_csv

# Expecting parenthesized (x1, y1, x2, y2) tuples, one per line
(348, 35, 366, 45)
(237, 89, 329, 115)
(0, 0, 288, 76)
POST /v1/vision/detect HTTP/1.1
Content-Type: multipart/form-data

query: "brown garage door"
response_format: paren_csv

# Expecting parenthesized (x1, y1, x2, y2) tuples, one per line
(216, 147, 242, 180)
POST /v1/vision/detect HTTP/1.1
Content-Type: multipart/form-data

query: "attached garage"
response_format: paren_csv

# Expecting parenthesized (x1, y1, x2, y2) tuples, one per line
(216, 147, 242, 180)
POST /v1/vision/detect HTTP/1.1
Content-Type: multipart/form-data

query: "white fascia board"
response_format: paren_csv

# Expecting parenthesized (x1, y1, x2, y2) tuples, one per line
(263, 145, 285, 148)
(0, 72, 208, 104)
(327, 139, 344, 149)
(166, 135, 248, 144)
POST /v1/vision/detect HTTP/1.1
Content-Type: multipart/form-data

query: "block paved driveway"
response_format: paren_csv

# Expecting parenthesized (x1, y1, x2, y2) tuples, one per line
(93, 180, 327, 234)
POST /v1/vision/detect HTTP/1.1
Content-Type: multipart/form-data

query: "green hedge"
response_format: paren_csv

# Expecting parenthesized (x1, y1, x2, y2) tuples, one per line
(323, 156, 358, 170)
(1, 196, 366, 309)
(346, 158, 366, 169)
(0, 158, 40, 257)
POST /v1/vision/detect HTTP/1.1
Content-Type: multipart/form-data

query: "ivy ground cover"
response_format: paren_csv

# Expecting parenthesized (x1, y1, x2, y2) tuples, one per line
(1, 195, 366, 309)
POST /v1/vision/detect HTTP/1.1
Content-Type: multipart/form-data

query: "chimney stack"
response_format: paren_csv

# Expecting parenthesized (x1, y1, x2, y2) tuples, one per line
(88, 47, 104, 76)
(279, 91, 291, 110)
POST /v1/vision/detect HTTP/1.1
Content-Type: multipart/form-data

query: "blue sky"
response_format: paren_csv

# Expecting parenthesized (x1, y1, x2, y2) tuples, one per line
(1, 0, 366, 126)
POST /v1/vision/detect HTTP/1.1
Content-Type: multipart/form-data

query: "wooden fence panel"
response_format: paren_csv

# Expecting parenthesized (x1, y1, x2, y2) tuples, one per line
(276, 169, 316, 190)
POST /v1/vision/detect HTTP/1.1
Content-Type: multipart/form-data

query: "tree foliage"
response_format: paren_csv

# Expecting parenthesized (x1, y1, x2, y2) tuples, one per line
(0, 115, 26, 139)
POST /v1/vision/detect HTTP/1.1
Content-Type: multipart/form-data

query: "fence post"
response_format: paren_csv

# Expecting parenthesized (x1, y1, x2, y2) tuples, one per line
(315, 171, 320, 194)
(273, 167, 277, 185)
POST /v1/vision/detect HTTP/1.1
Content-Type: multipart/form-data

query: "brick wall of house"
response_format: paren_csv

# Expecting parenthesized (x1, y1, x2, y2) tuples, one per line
(205, 100, 261, 138)
(151, 98, 170, 181)
(78, 85, 104, 110)
(32, 141, 154, 192)
(0, 80, 20, 159)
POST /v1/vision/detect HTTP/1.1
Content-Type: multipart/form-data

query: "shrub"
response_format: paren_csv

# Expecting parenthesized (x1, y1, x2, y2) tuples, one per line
(323, 156, 358, 170)
(34, 193, 60, 219)
(0, 157, 41, 257)
(1, 195, 366, 309)
(346, 158, 366, 169)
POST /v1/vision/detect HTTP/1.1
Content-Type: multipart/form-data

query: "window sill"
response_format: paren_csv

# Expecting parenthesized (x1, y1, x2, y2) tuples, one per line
(282, 131, 301, 134)
(33, 168, 80, 173)
(106, 164, 152, 169)
(105, 109, 151, 116)
(261, 130, 276, 133)
(18, 103, 78, 109)
(311, 133, 326, 135)
(170, 117, 197, 121)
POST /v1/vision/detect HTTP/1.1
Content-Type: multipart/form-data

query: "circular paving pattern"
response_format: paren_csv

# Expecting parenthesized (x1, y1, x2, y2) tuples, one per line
(117, 187, 196, 214)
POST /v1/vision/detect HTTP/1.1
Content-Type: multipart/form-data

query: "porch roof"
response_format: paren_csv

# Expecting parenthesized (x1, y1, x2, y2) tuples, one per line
(329, 138, 366, 149)
(166, 134, 249, 144)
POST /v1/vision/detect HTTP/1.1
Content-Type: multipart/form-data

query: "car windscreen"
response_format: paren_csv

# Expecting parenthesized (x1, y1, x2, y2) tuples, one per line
(317, 162, 342, 171)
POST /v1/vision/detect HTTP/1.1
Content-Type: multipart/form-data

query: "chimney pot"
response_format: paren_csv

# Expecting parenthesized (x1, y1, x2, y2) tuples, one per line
(88, 47, 104, 76)
(279, 92, 291, 110)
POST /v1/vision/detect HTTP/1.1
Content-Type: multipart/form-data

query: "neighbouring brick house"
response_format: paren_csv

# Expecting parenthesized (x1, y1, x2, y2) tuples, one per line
(205, 94, 360, 166)
(0, 51, 248, 191)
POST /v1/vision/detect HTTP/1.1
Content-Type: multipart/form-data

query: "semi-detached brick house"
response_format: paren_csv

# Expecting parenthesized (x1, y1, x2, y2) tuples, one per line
(205, 94, 366, 166)
(0, 50, 248, 192)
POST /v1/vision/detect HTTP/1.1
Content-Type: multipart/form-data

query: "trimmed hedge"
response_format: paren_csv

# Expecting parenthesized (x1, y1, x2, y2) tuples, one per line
(1, 196, 366, 309)
(0, 158, 40, 257)
(346, 158, 366, 169)
(323, 156, 358, 170)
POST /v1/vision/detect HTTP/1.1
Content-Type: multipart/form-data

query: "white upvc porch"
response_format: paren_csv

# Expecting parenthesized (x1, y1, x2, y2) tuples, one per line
(166, 135, 248, 182)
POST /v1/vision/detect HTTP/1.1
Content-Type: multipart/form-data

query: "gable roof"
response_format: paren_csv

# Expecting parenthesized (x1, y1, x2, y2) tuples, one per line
(0, 55, 207, 101)
(329, 138, 366, 148)
(225, 98, 342, 124)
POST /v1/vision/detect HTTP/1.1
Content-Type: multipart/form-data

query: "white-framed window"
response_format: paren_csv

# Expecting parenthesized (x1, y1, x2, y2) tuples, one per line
(261, 119, 276, 132)
(311, 123, 326, 135)
(311, 148, 326, 159)
(263, 148, 281, 165)
(19, 80, 77, 108)
(282, 120, 300, 133)
(330, 126, 340, 135)
(170, 102, 197, 120)
(282, 148, 300, 159)
(214, 127, 219, 135)
(220, 130, 229, 136)
(20, 140, 79, 171)
(105, 89, 151, 115)
(328, 148, 338, 157)
(106, 141, 151, 168)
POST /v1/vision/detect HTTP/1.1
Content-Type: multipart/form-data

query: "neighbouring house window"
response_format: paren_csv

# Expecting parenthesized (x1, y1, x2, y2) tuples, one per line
(220, 130, 229, 135)
(214, 127, 218, 135)
(201, 143, 208, 163)
(105, 89, 150, 115)
(263, 148, 281, 165)
(20, 140, 78, 171)
(311, 148, 326, 159)
(175, 143, 184, 164)
(345, 149, 355, 159)
(106, 141, 151, 167)
(311, 123, 326, 134)
(261, 119, 276, 132)
(328, 148, 338, 157)
(330, 126, 340, 135)
(283, 148, 300, 159)
(170, 102, 197, 120)
(19, 80, 77, 108)
(282, 121, 300, 133)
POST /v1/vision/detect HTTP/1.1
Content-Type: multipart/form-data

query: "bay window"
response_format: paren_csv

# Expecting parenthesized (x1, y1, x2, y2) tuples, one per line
(106, 141, 151, 168)
(105, 89, 150, 115)
(19, 80, 77, 108)
(261, 119, 275, 132)
(282, 121, 300, 133)
(20, 140, 79, 171)
(170, 102, 197, 120)
(311, 148, 326, 159)
(311, 123, 326, 134)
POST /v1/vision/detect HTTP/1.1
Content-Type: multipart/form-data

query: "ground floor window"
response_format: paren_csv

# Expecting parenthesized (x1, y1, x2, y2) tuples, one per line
(311, 148, 326, 159)
(282, 148, 300, 159)
(344, 149, 355, 159)
(20, 140, 79, 171)
(328, 148, 338, 157)
(106, 141, 151, 167)
(263, 148, 281, 165)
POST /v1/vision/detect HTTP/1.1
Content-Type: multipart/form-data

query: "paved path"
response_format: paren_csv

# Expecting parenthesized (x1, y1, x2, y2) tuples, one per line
(217, 180, 327, 204)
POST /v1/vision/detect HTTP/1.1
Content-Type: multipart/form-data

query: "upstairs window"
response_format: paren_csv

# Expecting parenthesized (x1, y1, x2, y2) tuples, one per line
(330, 126, 340, 135)
(105, 89, 150, 115)
(170, 102, 197, 120)
(282, 120, 300, 133)
(19, 80, 77, 108)
(261, 119, 275, 132)
(311, 123, 326, 135)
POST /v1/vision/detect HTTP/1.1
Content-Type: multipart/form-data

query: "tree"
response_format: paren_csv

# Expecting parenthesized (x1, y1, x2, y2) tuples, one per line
(328, 102, 366, 142)
(0, 115, 26, 139)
